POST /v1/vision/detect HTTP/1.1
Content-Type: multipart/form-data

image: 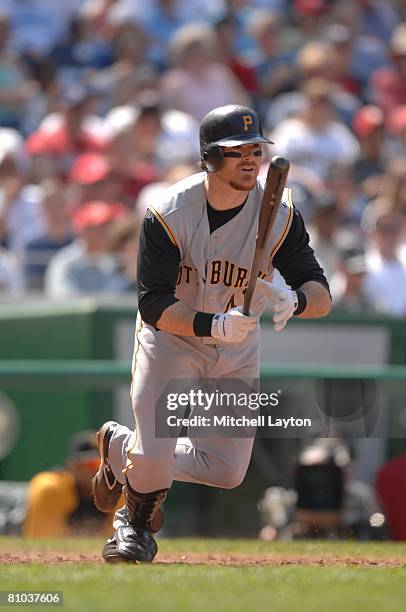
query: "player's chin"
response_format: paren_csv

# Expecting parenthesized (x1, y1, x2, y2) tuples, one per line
(229, 178, 257, 191)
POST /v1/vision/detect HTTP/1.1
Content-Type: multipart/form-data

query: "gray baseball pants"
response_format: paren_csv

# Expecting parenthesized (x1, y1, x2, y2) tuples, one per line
(108, 323, 259, 500)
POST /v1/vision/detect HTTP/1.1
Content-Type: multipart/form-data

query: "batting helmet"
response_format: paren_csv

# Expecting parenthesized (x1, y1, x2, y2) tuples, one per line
(200, 105, 273, 172)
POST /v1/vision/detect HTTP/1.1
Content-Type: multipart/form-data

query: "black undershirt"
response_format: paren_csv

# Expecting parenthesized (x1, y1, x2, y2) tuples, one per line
(137, 201, 330, 327)
(207, 198, 246, 233)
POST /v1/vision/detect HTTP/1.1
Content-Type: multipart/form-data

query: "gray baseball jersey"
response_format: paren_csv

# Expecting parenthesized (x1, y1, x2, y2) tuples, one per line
(148, 171, 293, 326)
(107, 172, 295, 504)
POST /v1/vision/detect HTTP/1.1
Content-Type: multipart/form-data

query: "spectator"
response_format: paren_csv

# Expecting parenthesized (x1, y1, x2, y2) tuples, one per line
(271, 78, 359, 182)
(363, 209, 406, 315)
(49, 12, 114, 77)
(26, 84, 107, 180)
(330, 2, 390, 93)
(209, 0, 264, 56)
(354, 0, 399, 44)
(295, 40, 331, 81)
(266, 39, 363, 131)
(104, 104, 161, 203)
(160, 24, 250, 121)
(107, 95, 161, 166)
(108, 216, 140, 291)
(24, 430, 120, 537)
(373, 157, 406, 216)
(362, 158, 406, 252)
(105, 94, 200, 167)
(245, 10, 294, 104)
(283, 173, 324, 225)
(104, 96, 199, 200)
(0, 0, 81, 58)
(0, 11, 38, 131)
(213, 13, 258, 96)
(89, 18, 156, 113)
(265, 41, 330, 130)
(108, 18, 151, 76)
(376, 454, 406, 541)
(324, 24, 362, 97)
(326, 162, 364, 220)
(370, 22, 406, 114)
(18, 54, 59, 138)
(386, 105, 406, 156)
(68, 153, 126, 207)
(131, 0, 186, 70)
(287, 0, 329, 50)
(331, 248, 373, 314)
(44, 200, 130, 297)
(23, 180, 74, 290)
(0, 131, 44, 254)
(351, 105, 388, 196)
(307, 194, 344, 281)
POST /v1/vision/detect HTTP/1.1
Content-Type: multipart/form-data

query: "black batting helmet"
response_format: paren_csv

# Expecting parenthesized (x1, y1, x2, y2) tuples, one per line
(200, 105, 273, 172)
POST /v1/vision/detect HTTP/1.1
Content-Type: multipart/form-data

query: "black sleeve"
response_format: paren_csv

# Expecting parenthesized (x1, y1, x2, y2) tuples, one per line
(272, 206, 330, 292)
(137, 209, 181, 326)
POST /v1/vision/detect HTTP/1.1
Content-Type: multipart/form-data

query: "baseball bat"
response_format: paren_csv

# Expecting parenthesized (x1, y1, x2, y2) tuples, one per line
(242, 156, 290, 315)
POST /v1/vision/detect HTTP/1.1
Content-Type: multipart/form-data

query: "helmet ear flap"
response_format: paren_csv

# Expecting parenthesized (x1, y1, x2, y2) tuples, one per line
(202, 145, 223, 172)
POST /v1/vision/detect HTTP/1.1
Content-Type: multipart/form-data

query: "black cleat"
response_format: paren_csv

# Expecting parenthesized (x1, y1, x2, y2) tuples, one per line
(101, 483, 168, 563)
(102, 526, 158, 563)
(92, 421, 123, 513)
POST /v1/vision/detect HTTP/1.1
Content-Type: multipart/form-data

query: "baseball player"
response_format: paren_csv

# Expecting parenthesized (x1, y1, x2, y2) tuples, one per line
(92, 105, 332, 563)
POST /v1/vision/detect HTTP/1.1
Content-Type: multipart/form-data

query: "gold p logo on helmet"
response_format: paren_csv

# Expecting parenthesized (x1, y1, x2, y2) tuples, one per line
(242, 115, 253, 131)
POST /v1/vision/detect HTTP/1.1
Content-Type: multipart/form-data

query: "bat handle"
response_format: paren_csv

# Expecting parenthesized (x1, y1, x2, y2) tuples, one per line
(242, 286, 254, 316)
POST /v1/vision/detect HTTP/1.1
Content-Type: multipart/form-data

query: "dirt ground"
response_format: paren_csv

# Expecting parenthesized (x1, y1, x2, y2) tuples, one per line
(1, 551, 405, 567)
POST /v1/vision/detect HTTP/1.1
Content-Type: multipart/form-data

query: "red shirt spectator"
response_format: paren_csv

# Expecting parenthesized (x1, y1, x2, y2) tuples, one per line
(26, 85, 108, 179)
(376, 454, 406, 540)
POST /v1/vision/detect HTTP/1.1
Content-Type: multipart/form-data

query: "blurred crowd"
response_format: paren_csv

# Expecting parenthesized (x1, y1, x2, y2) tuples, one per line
(0, 0, 405, 314)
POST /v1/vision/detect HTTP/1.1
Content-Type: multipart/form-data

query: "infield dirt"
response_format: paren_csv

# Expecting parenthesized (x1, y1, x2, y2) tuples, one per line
(1, 550, 405, 567)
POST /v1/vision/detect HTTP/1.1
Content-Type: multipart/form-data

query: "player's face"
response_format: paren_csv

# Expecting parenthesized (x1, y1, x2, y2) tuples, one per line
(217, 143, 262, 191)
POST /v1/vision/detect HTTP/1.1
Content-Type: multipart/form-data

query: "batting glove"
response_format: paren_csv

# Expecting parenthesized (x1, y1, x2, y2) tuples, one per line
(257, 279, 298, 332)
(211, 306, 258, 343)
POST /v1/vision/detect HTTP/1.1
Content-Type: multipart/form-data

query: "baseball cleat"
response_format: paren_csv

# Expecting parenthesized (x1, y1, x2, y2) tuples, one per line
(101, 483, 168, 563)
(92, 421, 123, 513)
(102, 526, 158, 563)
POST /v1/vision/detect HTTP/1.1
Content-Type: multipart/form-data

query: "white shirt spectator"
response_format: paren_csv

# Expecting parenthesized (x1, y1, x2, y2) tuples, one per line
(364, 250, 406, 316)
(271, 117, 359, 182)
(45, 241, 130, 298)
(0, 185, 45, 254)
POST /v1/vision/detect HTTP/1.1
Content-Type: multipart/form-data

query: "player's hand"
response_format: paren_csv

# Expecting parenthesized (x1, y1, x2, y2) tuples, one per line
(211, 307, 258, 343)
(257, 279, 298, 332)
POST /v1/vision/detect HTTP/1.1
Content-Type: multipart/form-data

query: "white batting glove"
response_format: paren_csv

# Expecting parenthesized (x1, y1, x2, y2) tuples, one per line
(257, 279, 298, 332)
(211, 307, 258, 343)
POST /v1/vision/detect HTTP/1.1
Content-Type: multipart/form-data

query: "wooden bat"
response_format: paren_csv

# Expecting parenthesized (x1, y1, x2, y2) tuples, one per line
(242, 156, 290, 315)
